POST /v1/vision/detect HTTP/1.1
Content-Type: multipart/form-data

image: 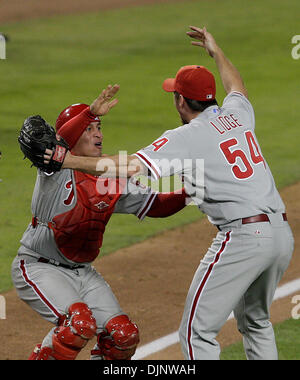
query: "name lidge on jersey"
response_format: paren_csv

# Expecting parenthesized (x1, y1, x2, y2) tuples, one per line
(210, 112, 243, 135)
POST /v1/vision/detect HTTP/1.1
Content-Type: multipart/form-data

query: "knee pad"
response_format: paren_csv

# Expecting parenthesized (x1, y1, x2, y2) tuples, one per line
(92, 314, 139, 360)
(49, 302, 97, 360)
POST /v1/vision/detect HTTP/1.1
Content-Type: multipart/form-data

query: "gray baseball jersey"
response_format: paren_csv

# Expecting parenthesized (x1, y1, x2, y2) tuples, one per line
(18, 169, 157, 266)
(134, 91, 293, 360)
(135, 91, 285, 226)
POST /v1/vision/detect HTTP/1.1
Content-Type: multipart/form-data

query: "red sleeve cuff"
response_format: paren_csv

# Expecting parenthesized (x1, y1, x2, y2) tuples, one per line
(146, 188, 188, 218)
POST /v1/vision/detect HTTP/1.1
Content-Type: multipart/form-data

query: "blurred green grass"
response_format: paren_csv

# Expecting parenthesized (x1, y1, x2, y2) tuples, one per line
(0, 0, 300, 292)
(221, 318, 300, 360)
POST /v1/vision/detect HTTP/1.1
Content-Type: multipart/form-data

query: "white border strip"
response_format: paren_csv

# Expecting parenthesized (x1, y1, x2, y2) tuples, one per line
(133, 277, 300, 360)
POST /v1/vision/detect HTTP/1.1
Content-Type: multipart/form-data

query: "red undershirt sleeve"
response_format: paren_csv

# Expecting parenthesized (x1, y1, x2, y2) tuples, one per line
(58, 107, 99, 150)
(146, 188, 189, 218)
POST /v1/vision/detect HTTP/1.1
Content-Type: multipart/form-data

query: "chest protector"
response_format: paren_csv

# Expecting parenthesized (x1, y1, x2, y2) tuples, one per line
(52, 171, 125, 263)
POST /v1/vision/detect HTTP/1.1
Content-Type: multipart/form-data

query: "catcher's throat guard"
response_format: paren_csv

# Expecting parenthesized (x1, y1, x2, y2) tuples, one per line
(18, 115, 69, 173)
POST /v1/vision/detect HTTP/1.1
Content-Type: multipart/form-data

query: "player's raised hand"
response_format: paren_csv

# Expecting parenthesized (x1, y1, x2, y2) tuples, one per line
(90, 84, 120, 116)
(186, 26, 219, 58)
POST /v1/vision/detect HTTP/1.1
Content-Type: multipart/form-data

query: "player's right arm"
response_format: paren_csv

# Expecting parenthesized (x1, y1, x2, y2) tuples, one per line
(59, 151, 147, 178)
(186, 26, 248, 98)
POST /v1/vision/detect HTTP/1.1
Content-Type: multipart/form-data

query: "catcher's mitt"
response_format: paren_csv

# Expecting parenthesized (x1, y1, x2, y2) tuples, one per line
(18, 115, 69, 173)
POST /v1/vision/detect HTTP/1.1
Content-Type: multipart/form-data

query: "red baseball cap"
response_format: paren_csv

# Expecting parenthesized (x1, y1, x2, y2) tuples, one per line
(162, 65, 216, 101)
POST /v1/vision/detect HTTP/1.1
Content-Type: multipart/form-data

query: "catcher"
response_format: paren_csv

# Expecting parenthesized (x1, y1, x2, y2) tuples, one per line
(14, 85, 189, 360)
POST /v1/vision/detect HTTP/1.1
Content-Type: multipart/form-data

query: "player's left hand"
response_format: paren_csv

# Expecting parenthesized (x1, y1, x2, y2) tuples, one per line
(186, 26, 219, 58)
(90, 84, 120, 116)
(19, 115, 69, 173)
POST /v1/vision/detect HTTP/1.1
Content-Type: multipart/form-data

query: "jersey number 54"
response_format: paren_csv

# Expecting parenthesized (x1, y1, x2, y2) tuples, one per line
(219, 130, 266, 180)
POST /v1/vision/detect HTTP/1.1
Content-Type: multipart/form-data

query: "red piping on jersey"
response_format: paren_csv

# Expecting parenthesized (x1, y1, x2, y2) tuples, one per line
(136, 192, 157, 219)
(135, 152, 161, 180)
(19, 259, 62, 320)
(186, 230, 232, 360)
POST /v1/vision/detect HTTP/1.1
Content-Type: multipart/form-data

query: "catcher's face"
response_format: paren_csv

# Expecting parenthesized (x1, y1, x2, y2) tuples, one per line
(71, 122, 103, 157)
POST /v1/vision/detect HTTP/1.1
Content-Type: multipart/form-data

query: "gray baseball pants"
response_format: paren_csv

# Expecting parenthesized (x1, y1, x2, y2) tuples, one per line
(179, 213, 294, 360)
(11, 255, 123, 334)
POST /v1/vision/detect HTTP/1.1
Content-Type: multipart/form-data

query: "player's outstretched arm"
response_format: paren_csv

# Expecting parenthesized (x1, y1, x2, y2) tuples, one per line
(55, 150, 147, 178)
(186, 26, 248, 98)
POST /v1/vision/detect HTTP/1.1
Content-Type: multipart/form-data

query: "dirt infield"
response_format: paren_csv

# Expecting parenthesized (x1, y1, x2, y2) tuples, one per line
(1, 0, 299, 360)
(2, 181, 299, 360)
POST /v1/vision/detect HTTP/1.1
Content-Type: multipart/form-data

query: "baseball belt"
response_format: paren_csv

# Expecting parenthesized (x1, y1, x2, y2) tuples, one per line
(217, 213, 287, 231)
(241, 213, 287, 224)
(37, 257, 85, 270)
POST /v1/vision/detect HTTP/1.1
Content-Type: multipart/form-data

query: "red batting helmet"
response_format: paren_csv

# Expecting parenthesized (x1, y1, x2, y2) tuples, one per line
(55, 103, 99, 132)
